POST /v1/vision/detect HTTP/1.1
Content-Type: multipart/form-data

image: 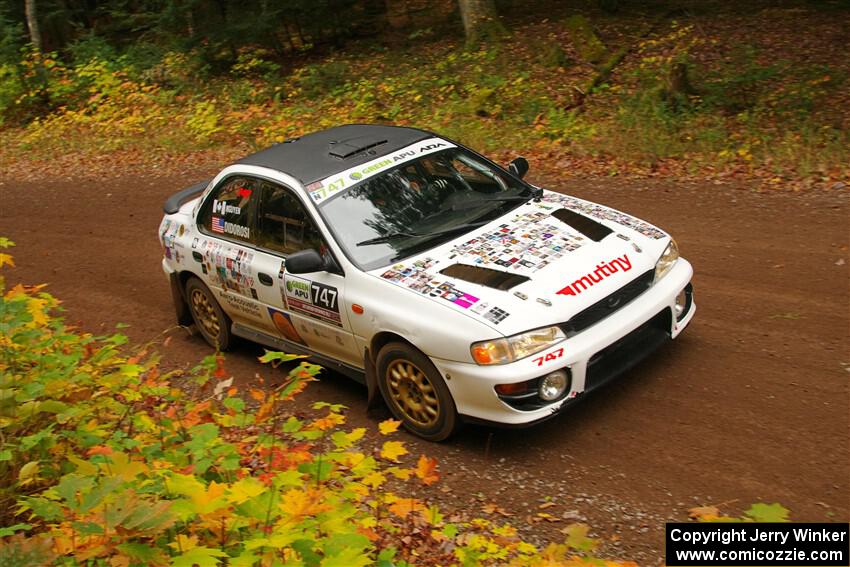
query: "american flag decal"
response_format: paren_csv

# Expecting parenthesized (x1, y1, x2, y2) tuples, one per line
(211, 216, 225, 233)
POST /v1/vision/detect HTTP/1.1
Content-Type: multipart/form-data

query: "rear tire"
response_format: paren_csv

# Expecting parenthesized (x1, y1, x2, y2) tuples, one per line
(376, 342, 459, 441)
(185, 277, 232, 351)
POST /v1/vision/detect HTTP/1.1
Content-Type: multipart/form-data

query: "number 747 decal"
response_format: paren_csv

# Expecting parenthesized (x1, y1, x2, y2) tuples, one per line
(532, 347, 564, 366)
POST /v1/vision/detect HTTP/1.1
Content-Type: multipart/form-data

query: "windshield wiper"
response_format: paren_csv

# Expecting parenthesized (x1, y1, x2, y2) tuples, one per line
(449, 187, 543, 212)
(356, 221, 491, 247)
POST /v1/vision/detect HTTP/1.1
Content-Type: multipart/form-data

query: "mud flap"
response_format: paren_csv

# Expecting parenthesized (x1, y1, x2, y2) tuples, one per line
(169, 272, 193, 326)
(364, 348, 385, 412)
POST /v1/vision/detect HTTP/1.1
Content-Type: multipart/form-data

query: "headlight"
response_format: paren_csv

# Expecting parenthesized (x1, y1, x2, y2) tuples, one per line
(654, 239, 679, 282)
(471, 326, 565, 365)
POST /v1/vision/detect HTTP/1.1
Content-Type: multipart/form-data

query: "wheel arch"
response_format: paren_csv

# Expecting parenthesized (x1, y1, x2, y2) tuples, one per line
(364, 331, 419, 411)
(169, 270, 195, 326)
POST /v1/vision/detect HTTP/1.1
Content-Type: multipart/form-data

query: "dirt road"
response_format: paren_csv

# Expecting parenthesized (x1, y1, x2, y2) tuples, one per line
(1, 171, 847, 563)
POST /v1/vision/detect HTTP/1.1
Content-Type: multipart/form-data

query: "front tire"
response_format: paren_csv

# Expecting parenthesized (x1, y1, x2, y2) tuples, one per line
(376, 342, 459, 441)
(185, 277, 232, 351)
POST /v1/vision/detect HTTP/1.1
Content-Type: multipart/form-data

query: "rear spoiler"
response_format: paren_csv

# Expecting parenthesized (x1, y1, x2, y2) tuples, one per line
(163, 179, 210, 214)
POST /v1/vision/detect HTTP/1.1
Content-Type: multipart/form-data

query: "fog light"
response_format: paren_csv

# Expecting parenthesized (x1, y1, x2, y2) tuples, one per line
(674, 287, 689, 320)
(538, 370, 568, 401)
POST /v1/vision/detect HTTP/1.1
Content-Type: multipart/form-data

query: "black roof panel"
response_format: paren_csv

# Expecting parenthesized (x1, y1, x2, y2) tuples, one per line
(236, 124, 433, 185)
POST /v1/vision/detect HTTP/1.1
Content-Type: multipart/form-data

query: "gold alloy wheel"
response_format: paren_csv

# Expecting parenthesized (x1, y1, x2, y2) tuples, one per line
(190, 288, 220, 340)
(386, 359, 441, 428)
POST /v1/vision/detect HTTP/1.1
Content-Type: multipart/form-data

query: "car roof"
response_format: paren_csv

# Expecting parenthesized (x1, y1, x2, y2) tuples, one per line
(236, 124, 434, 185)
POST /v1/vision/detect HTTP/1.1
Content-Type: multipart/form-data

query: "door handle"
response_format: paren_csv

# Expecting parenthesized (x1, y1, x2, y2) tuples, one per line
(258, 272, 273, 286)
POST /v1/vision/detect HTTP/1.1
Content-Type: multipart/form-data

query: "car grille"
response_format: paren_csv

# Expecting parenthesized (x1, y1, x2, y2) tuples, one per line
(584, 308, 671, 392)
(560, 269, 655, 337)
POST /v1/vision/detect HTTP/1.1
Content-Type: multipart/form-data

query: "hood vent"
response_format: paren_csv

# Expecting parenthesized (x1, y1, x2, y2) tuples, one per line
(551, 208, 613, 242)
(439, 263, 530, 291)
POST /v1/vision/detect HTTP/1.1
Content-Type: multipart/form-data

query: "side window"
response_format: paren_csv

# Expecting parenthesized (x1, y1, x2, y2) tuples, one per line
(255, 181, 326, 256)
(199, 177, 259, 243)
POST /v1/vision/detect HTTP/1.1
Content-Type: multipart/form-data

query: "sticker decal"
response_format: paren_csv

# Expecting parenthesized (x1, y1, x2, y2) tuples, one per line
(310, 138, 457, 204)
(211, 216, 249, 239)
(379, 258, 511, 325)
(219, 291, 263, 319)
(283, 275, 342, 327)
(446, 210, 586, 274)
(201, 241, 256, 299)
(533, 347, 564, 366)
(543, 194, 666, 239)
(213, 199, 242, 215)
(556, 254, 632, 297)
(268, 307, 306, 345)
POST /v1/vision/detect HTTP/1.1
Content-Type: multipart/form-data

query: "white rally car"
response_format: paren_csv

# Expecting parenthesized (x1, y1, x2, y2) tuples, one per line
(159, 124, 695, 440)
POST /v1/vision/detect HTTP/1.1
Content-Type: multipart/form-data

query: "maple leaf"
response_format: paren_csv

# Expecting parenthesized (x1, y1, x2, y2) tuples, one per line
(380, 441, 408, 462)
(0, 253, 15, 268)
(361, 471, 386, 489)
(378, 419, 401, 435)
(388, 497, 426, 518)
(744, 503, 789, 523)
(312, 412, 346, 431)
(688, 505, 720, 521)
(279, 487, 330, 519)
(562, 523, 598, 553)
(415, 454, 439, 486)
(27, 298, 49, 327)
(385, 466, 412, 480)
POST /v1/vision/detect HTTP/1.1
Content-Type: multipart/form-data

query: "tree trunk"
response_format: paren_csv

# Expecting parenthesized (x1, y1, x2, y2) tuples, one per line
(25, 0, 43, 51)
(457, 0, 504, 46)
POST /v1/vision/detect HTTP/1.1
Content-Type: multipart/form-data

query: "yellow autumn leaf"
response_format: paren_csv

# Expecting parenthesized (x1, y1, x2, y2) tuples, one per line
(378, 419, 401, 435)
(101, 451, 148, 481)
(385, 466, 412, 480)
(361, 471, 386, 489)
(346, 427, 366, 443)
(279, 487, 330, 519)
(27, 298, 49, 327)
(380, 440, 408, 462)
(227, 477, 265, 504)
(18, 461, 39, 484)
(167, 533, 198, 552)
(0, 253, 15, 268)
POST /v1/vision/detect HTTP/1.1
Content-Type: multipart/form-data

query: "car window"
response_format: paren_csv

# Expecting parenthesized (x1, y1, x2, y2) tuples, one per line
(199, 176, 259, 243)
(255, 181, 326, 256)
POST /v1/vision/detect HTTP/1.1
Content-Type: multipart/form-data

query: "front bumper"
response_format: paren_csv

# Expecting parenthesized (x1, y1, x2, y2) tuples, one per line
(430, 258, 696, 426)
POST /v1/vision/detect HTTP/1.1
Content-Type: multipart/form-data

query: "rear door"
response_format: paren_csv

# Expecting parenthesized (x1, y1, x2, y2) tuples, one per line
(195, 176, 270, 328)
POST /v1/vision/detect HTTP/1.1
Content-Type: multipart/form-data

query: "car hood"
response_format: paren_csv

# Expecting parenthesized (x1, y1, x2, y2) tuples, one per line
(368, 190, 672, 336)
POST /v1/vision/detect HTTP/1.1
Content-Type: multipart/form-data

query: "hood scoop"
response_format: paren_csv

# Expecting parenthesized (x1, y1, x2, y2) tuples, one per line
(551, 208, 613, 242)
(439, 263, 530, 291)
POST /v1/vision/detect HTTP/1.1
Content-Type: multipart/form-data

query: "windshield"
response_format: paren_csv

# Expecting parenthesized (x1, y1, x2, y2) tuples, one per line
(318, 147, 531, 270)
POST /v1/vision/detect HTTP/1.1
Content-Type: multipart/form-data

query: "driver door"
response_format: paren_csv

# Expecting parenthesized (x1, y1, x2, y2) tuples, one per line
(249, 179, 360, 367)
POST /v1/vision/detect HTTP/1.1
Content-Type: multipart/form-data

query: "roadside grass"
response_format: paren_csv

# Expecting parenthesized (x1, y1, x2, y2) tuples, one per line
(1, 9, 847, 189)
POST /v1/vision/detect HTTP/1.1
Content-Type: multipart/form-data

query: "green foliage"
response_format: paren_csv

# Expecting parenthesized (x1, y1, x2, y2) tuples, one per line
(294, 61, 352, 99)
(563, 15, 607, 64)
(0, 243, 644, 566)
(0, 10, 846, 186)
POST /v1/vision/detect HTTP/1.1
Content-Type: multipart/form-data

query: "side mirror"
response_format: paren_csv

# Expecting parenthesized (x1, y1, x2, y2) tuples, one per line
(285, 249, 326, 274)
(508, 157, 529, 179)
